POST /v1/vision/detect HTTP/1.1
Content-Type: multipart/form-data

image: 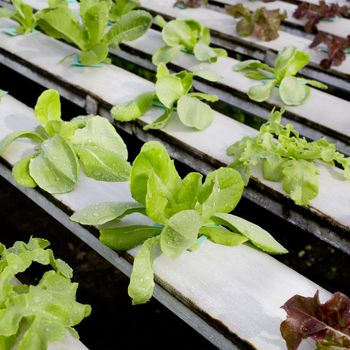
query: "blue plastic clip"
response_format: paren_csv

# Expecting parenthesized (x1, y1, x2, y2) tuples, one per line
(320, 16, 338, 22)
(70, 55, 104, 68)
(3, 28, 19, 36)
(197, 235, 208, 245)
(187, 235, 208, 252)
(3, 28, 38, 36)
(152, 223, 164, 228)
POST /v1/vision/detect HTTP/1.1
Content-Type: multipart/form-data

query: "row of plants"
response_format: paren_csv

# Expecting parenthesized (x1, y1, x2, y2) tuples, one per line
(1, 233, 348, 350)
(172, 0, 350, 69)
(138, 5, 350, 344)
(3, 0, 339, 123)
(2, 78, 349, 207)
(293, 0, 350, 69)
(1, 87, 349, 349)
(0, 1, 349, 349)
(0, 0, 152, 65)
(0, 0, 349, 259)
(2, 1, 346, 211)
(1, 0, 349, 70)
(0, 0, 334, 107)
(0, 88, 288, 324)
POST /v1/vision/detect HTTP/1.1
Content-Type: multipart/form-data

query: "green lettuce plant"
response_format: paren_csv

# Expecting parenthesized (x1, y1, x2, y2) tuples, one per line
(0, 0, 68, 35)
(234, 46, 328, 105)
(108, 0, 140, 21)
(77, 0, 140, 22)
(152, 15, 227, 65)
(71, 141, 288, 305)
(111, 63, 220, 131)
(0, 89, 131, 194)
(227, 108, 350, 206)
(35, 0, 152, 65)
(0, 237, 91, 350)
(0, 0, 37, 34)
(47, 0, 69, 7)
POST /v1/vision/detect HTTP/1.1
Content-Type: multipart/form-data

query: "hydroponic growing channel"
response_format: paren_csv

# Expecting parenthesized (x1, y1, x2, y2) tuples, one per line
(0, 0, 349, 349)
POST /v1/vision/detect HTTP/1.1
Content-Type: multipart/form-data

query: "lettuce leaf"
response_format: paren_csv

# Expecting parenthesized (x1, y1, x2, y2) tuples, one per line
(234, 46, 327, 105)
(227, 108, 349, 205)
(310, 33, 350, 69)
(36, 2, 151, 65)
(128, 236, 160, 305)
(0, 89, 130, 193)
(293, 1, 349, 33)
(160, 210, 202, 258)
(0, 0, 37, 34)
(72, 141, 287, 304)
(226, 4, 286, 41)
(109, 0, 140, 22)
(0, 237, 91, 350)
(111, 63, 218, 131)
(281, 291, 350, 350)
(152, 16, 226, 65)
(212, 213, 288, 254)
(130, 140, 181, 206)
(71, 201, 145, 225)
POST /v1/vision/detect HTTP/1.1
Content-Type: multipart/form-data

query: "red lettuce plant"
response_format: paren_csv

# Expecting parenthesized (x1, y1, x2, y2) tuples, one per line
(226, 4, 287, 41)
(310, 32, 350, 68)
(293, 1, 349, 33)
(174, 0, 207, 8)
(281, 291, 350, 350)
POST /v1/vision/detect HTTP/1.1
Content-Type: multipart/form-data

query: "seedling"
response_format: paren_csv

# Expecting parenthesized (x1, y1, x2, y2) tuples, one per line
(293, 0, 349, 33)
(72, 141, 287, 305)
(226, 4, 287, 41)
(234, 46, 327, 105)
(0, 89, 131, 194)
(0, 237, 91, 350)
(227, 108, 350, 205)
(310, 33, 350, 69)
(152, 15, 227, 65)
(281, 291, 350, 349)
(111, 63, 221, 131)
(35, 0, 152, 65)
